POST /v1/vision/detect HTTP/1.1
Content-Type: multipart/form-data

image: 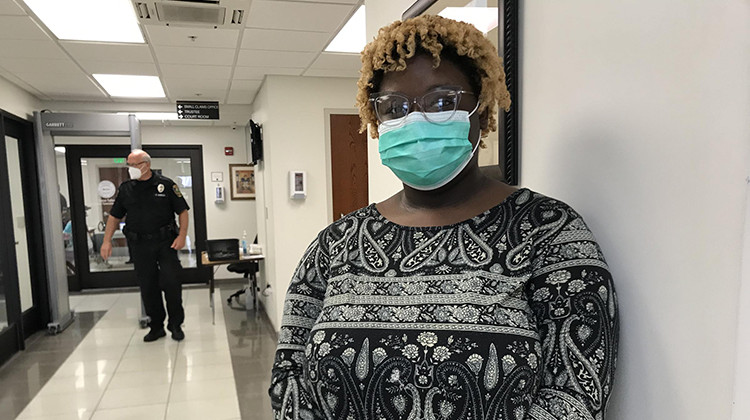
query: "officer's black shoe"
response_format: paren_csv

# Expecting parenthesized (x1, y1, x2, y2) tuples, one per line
(167, 324, 185, 341)
(143, 328, 166, 342)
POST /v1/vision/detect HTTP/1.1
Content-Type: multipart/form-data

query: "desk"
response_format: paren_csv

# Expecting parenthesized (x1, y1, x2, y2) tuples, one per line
(201, 251, 264, 324)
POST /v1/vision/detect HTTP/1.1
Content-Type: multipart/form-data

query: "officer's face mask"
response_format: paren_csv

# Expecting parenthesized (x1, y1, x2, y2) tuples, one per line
(128, 167, 142, 180)
(377, 104, 481, 191)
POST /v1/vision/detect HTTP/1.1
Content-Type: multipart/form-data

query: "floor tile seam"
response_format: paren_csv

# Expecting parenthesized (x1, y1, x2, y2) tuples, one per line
(11, 312, 110, 419)
(87, 320, 139, 416)
(216, 288, 243, 416)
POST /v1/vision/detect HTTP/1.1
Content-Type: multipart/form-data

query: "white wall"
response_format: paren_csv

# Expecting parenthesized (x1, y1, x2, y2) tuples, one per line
(520, 2, 750, 419)
(0, 75, 39, 119)
(55, 125, 257, 280)
(252, 75, 360, 329)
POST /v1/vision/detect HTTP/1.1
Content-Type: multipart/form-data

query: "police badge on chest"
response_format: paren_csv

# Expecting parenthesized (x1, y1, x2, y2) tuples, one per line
(155, 183, 167, 197)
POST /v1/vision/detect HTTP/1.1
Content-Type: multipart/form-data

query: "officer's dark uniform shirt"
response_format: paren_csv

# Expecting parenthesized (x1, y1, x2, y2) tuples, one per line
(110, 173, 189, 233)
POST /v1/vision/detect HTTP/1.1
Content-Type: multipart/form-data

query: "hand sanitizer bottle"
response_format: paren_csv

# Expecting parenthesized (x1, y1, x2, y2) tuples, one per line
(241, 230, 248, 256)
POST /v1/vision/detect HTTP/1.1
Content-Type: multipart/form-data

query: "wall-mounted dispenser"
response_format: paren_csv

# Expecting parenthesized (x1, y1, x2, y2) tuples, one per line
(215, 184, 225, 203)
(289, 171, 306, 199)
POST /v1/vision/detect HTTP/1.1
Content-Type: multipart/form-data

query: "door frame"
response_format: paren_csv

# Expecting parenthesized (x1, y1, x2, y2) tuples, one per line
(64, 145, 210, 290)
(0, 110, 48, 366)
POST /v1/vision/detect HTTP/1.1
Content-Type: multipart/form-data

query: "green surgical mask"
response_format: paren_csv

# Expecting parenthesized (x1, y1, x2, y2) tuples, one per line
(378, 109, 479, 191)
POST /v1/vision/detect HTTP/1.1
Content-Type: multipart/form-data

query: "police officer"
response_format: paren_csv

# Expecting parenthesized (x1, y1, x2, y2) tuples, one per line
(100, 149, 190, 342)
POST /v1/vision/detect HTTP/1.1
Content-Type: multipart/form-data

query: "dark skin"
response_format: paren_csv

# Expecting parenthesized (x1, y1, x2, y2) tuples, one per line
(375, 53, 517, 227)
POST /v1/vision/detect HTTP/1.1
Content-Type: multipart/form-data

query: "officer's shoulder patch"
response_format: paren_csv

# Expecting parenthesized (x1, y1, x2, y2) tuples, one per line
(173, 184, 183, 197)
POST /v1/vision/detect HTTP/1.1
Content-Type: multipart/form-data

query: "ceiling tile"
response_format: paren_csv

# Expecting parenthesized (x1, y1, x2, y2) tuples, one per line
(230, 79, 261, 91)
(18, 72, 105, 97)
(79, 60, 158, 76)
(145, 26, 240, 48)
(236, 49, 315, 68)
(0, 39, 67, 59)
(309, 52, 361, 70)
(60, 42, 153, 62)
(303, 68, 359, 78)
(233, 66, 301, 80)
(164, 78, 230, 91)
(152, 45, 236, 66)
(160, 63, 232, 79)
(227, 89, 258, 104)
(0, 1, 26, 15)
(0, 57, 82, 75)
(0, 16, 50, 40)
(240, 28, 331, 52)
(246, 1, 356, 33)
(287, 0, 359, 3)
(168, 89, 227, 102)
(0, 68, 49, 99)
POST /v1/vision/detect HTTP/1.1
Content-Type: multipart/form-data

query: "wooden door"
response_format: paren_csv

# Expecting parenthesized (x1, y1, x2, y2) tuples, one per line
(330, 114, 368, 221)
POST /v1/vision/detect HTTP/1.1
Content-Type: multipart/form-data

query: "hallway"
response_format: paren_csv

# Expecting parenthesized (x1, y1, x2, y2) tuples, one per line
(0, 281, 275, 420)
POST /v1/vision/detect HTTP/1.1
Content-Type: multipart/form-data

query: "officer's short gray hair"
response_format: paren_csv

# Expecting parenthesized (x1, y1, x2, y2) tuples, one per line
(130, 148, 151, 163)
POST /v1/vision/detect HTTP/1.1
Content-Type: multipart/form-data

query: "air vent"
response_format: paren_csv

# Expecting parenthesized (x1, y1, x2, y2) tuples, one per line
(135, 2, 151, 19)
(155, 2, 226, 25)
(230, 9, 243, 25)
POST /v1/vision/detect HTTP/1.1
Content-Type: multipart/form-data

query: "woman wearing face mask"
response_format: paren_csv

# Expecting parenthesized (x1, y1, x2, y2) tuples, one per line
(270, 15, 618, 420)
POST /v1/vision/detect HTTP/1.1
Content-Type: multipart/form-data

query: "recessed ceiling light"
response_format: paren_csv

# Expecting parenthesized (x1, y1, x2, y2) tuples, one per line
(93, 75, 165, 98)
(439, 7, 499, 33)
(117, 112, 179, 120)
(325, 5, 365, 53)
(23, 0, 144, 43)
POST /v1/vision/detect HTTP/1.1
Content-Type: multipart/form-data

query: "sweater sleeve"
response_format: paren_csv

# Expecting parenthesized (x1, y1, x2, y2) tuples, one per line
(269, 238, 329, 419)
(525, 207, 619, 420)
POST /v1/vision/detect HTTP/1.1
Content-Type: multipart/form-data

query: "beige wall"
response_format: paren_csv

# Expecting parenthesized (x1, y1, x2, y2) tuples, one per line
(252, 75, 361, 329)
(520, 1, 750, 419)
(0, 75, 40, 119)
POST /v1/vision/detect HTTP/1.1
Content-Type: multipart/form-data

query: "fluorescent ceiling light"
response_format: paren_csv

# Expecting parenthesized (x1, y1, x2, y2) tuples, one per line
(439, 7, 499, 33)
(54, 147, 66, 154)
(325, 5, 365, 53)
(94, 75, 165, 98)
(23, 0, 144, 43)
(117, 112, 179, 120)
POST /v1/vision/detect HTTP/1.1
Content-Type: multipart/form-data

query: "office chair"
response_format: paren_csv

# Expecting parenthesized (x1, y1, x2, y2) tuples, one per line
(226, 235, 259, 309)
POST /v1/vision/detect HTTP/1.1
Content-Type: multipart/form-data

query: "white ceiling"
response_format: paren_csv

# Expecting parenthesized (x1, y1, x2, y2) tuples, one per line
(0, 0, 364, 105)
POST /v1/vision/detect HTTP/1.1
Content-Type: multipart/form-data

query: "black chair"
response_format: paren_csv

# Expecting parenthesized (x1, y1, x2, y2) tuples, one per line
(226, 236, 259, 309)
(226, 261, 259, 309)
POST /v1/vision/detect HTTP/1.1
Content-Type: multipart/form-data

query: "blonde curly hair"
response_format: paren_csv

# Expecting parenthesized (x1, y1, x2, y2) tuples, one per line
(356, 14, 511, 138)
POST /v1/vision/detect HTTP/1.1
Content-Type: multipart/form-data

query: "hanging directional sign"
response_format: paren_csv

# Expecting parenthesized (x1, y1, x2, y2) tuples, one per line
(176, 101, 220, 120)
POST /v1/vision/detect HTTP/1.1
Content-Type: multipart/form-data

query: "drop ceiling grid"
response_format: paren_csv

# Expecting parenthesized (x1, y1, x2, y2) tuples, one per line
(0, 0, 367, 105)
(0, 15, 50, 39)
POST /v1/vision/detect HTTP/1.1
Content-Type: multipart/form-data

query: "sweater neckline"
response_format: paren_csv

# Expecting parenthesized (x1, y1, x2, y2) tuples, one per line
(368, 188, 529, 231)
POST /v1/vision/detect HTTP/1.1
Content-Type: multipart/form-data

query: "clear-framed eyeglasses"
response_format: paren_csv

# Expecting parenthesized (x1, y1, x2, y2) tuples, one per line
(369, 86, 476, 127)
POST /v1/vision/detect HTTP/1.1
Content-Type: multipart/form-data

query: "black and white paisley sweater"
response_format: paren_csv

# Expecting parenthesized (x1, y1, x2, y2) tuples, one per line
(269, 188, 618, 420)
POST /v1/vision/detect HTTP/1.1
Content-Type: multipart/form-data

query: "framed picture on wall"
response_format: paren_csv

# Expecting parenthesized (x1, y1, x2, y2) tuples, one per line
(229, 164, 255, 200)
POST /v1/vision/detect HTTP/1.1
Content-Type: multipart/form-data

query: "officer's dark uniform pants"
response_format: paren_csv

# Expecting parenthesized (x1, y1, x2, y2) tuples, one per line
(131, 236, 184, 329)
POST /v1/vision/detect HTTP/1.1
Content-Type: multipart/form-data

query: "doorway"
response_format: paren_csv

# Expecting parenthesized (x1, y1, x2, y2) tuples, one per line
(62, 145, 210, 290)
(0, 110, 48, 365)
(330, 114, 368, 221)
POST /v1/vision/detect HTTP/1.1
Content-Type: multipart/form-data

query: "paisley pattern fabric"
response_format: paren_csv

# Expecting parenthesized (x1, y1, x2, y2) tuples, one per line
(269, 189, 618, 420)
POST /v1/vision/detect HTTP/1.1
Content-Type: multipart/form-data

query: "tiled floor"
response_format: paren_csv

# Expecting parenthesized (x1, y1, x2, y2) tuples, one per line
(0, 281, 277, 420)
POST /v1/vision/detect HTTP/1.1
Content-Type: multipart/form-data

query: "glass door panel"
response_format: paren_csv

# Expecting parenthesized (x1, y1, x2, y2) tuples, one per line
(150, 157, 197, 269)
(80, 157, 198, 274)
(5, 136, 33, 313)
(80, 157, 132, 273)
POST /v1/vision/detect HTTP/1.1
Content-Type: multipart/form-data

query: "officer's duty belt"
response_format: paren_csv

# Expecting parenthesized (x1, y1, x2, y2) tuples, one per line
(124, 224, 176, 242)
